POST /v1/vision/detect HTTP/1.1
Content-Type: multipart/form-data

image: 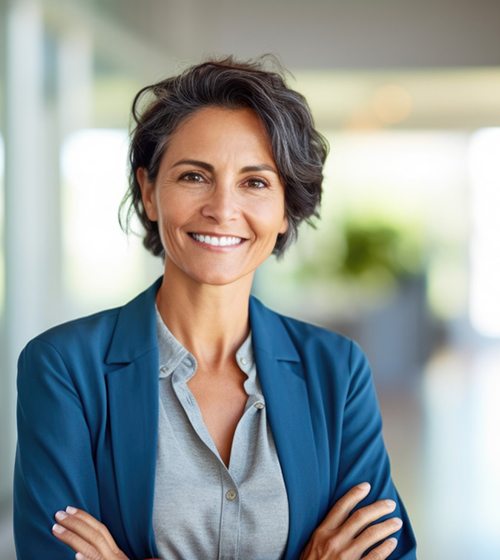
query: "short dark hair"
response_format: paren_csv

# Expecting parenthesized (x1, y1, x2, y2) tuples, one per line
(120, 55, 329, 258)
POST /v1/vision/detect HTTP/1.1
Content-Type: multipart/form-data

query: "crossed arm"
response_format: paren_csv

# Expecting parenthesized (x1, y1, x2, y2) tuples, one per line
(15, 338, 415, 559)
(51, 483, 402, 560)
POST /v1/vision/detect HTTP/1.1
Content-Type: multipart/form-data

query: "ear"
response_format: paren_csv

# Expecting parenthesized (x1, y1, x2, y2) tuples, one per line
(136, 167, 158, 221)
(279, 214, 289, 235)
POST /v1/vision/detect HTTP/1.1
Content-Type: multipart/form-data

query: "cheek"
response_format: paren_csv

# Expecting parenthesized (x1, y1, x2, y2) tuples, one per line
(156, 193, 192, 230)
(259, 199, 287, 231)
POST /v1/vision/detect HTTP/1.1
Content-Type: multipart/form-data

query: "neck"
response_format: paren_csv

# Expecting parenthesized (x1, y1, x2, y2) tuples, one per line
(156, 264, 254, 367)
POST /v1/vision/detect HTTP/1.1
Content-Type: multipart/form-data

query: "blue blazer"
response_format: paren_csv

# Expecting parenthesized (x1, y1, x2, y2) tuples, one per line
(14, 278, 417, 559)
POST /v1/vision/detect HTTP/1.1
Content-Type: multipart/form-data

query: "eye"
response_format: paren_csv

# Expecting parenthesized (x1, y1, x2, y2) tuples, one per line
(245, 177, 268, 189)
(179, 171, 206, 183)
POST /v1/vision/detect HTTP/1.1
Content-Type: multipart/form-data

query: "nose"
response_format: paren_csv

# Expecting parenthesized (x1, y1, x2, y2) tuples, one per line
(200, 182, 239, 223)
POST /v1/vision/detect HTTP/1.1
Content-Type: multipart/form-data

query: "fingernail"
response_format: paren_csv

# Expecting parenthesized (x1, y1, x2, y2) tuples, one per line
(358, 482, 370, 491)
(52, 523, 65, 534)
(387, 537, 398, 547)
(55, 510, 68, 521)
(75, 553, 86, 560)
(385, 499, 396, 510)
(393, 517, 403, 528)
(66, 506, 78, 514)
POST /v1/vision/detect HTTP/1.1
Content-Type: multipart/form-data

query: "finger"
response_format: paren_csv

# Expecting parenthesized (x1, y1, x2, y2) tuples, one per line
(318, 502, 398, 553)
(352, 518, 402, 557)
(363, 537, 398, 559)
(299, 537, 312, 560)
(63, 507, 122, 554)
(53, 510, 116, 557)
(52, 522, 102, 558)
(341, 498, 397, 540)
(319, 482, 372, 530)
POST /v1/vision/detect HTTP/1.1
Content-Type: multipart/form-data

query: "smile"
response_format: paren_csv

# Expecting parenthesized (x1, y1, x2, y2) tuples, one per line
(189, 233, 245, 247)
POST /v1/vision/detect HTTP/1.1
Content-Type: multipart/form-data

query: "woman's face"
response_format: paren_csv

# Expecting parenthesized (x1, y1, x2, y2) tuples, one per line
(138, 106, 288, 287)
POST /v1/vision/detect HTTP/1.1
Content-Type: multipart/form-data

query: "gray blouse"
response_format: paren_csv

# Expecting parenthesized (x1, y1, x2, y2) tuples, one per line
(152, 309, 289, 559)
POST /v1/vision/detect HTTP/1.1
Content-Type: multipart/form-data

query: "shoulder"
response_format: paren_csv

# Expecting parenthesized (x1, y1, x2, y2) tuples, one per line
(250, 297, 373, 412)
(21, 277, 161, 361)
(17, 308, 123, 391)
(250, 296, 365, 369)
(23, 306, 121, 357)
(280, 310, 351, 351)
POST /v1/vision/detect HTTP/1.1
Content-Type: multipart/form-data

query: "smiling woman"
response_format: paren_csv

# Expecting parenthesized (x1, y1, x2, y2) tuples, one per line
(137, 107, 288, 288)
(13, 57, 417, 560)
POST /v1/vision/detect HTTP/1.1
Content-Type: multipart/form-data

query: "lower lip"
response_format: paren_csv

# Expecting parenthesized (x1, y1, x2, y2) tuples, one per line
(189, 235, 246, 252)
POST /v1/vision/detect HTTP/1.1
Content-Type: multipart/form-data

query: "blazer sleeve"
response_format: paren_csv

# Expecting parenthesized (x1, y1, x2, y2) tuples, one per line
(331, 341, 417, 559)
(14, 338, 101, 559)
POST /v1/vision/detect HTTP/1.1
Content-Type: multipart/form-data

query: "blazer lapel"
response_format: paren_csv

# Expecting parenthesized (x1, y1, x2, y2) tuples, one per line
(250, 297, 322, 560)
(102, 282, 320, 559)
(104, 278, 162, 558)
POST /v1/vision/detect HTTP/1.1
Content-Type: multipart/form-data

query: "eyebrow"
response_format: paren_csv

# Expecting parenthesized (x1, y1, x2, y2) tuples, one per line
(171, 159, 278, 175)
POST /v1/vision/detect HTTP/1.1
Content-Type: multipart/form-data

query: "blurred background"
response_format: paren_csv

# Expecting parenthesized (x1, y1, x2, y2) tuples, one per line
(1, 0, 499, 557)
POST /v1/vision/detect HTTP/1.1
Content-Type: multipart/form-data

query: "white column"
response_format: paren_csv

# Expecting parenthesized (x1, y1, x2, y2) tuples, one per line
(55, 24, 93, 315)
(0, 0, 10, 511)
(2, 0, 49, 503)
(57, 26, 93, 137)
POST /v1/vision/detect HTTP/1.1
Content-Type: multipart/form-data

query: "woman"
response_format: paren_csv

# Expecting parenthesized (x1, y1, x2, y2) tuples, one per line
(14, 57, 417, 559)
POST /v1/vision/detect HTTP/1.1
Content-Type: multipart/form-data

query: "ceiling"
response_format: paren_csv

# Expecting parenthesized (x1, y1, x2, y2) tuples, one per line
(40, 0, 500, 131)
(96, 0, 500, 70)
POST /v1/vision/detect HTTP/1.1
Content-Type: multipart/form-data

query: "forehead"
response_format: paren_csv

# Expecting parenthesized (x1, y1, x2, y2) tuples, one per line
(163, 106, 274, 162)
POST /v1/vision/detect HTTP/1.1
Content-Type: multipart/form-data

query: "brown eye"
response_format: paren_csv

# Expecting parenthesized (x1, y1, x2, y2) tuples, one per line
(246, 178, 268, 189)
(180, 172, 205, 183)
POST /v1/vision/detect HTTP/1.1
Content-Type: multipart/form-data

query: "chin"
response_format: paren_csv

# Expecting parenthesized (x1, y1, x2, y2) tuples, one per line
(186, 266, 254, 287)
(199, 274, 250, 287)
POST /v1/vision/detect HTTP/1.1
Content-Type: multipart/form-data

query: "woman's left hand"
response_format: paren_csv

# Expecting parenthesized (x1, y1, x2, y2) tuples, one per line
(52, 506, 129, 559)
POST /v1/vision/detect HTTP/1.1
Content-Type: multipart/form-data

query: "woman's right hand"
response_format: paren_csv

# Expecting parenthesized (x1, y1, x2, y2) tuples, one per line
(299, 482, 402, 560)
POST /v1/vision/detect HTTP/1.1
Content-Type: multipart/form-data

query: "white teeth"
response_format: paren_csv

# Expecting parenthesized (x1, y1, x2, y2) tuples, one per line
(191, 233, 243, 247)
